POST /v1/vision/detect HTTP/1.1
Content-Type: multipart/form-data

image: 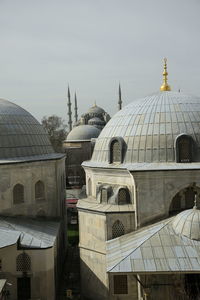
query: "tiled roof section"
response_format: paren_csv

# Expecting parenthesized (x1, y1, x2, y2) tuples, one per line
(91, 92, 200, 165)
(0, 98, 54, 159)
(0, 217, 60, 248)
(107, 218, 200, 273)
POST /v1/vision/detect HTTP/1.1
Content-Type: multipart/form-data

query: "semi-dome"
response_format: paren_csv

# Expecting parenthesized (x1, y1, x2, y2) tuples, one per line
(91, 91, 200, 164)
(0, 98, 54, 159)
(172, 207, 200, 240)
(66, 125, 101, 141)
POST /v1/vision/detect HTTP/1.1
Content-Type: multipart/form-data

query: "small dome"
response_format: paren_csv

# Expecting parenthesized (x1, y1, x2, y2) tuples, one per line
(0, 98, 54, 159)
(88, 117, 105, 126)
(66, 125, 101, 141)
(172, 208, 200, 240)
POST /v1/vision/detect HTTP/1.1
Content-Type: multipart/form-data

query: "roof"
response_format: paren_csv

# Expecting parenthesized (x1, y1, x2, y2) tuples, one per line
(172, 208, 200, 240)
(0, 279, 6, 293)
(66, 125, 101, 141)
(91, 91, 200, 166)
(0, 216, 60, 249)
(77, 197, 134, 213)
(83, 161, 200, 171)
(0, 98, 54, 159)
(0, 153, 65, 165)
(87, 104, 105, 115)
(107, 217, 200, 274)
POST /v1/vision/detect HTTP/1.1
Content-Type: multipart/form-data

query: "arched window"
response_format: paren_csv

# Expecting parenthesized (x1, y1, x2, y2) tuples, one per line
(88, 178, 92, 196)
(110, 140, 121, 163)
(35, 181, 45, 201)
(16, 253, 31, 272)
(112, 220, 125, 239)
(118, 188, 130, 205)
(101, 189, 107, 203)
(13, 184, 24, 204)
(176, 135, 193, 163)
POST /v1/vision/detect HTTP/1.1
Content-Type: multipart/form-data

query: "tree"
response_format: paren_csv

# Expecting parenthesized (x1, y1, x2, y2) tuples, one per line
(41, 115, 68, 152)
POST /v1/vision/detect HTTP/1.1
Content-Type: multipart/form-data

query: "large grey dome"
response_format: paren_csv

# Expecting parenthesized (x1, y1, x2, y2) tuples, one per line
(0, 98, 54, 159)
(172, 208, 200, 240)
(66, 125, 101, 141)
(91, 91, 200, 164)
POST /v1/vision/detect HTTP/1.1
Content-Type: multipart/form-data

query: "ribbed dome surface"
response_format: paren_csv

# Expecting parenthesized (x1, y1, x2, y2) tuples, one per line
(66, 125, 101, 141)
(0, 98, 54, 159)
(172, 208, 200, 240)
(92, 91, 200, 164)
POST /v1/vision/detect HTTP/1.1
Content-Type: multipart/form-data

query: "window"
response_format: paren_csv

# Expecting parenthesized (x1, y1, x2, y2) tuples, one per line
(109, 137, 126, 164)
(176, 135, 193, 163)
(35, 180, 45, 201)
(16, 253, 31, 272)
(113, 275, 128, 294)
(101, 189, 107, 203)
(118, 188, 130, 205)
(112, 220, 125, 238)
(110, 140, 121, 163)
(88, 178, 92, 196)
(13, 184, 24, 204)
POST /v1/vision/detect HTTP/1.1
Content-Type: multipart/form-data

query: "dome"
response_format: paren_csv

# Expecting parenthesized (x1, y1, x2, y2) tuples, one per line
(172, 208, 200, 240)
(66, 125, 101, 141)
(91, 91, 200, 164)
(88, 104, 105, 116)
(88, 117, 105, 126)
(0, 98, 54, 159)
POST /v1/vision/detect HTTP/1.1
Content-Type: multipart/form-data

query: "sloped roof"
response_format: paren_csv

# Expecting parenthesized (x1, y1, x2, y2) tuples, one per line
(107, 217, 200, 273)
(0, 217, 60, 249)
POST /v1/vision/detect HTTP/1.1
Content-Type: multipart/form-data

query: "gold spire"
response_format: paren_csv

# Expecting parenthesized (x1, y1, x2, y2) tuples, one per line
(160, 58, 171, 91)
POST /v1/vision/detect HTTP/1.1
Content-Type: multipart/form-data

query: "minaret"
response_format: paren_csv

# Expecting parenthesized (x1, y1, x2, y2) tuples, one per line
(160, 58, 171, 91)
(67, 86, 72, 131)
(118, 83, 122, 110)
(74, 92, 78, 123)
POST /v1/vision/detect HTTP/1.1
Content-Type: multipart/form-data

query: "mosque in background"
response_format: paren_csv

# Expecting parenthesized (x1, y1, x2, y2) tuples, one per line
(0, 99, 66, 300)
(77, 59, 200, 299)
(63, 86, 122, 188)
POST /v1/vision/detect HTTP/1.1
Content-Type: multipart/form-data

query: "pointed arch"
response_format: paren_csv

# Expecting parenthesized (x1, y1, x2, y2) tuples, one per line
(112, 220, 125, 239)
(13, 184, 24, 204)
(35, 180, 45, 201)
(118, 188, 130, 205)
(16, 253, 31, 272)
(169, 185, 200, 215)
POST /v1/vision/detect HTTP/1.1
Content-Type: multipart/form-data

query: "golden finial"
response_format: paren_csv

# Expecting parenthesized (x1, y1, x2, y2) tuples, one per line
(160, 58, 171, 91)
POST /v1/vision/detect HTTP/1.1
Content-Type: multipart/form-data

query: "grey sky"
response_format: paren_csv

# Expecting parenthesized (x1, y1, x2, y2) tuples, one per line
(0, 0, 200, 126)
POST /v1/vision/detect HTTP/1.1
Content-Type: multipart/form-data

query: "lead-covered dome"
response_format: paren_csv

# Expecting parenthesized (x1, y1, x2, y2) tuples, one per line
(172, 208, 200, 240)
(0, 98, 54, 159)
(91, 91, 200, 164)
(66, 125, 101, 141)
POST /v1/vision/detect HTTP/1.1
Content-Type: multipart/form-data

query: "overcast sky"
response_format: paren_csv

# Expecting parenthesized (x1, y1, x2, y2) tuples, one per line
(0, 0, 200, 125)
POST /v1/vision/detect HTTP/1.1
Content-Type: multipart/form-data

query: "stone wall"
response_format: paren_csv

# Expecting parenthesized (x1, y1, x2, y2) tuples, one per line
(132, 169, 200, 227)
(0, 157, 65, 218)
